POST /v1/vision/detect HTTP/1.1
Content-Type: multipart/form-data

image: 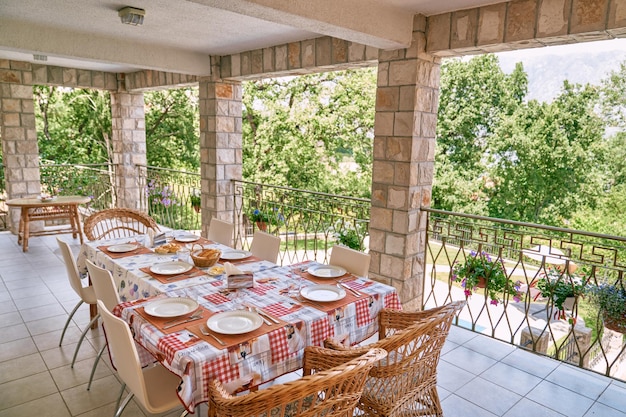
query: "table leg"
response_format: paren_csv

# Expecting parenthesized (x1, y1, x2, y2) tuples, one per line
(21, 207, 29, 252)
(68, 205, 78, 239)
(17, 209, 24, 245)
(74, 205, 84, 244)
(90, 304, 98, 329)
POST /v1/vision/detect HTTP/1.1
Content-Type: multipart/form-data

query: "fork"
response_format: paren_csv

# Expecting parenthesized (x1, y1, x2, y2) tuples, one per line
(199, 326, 226, 346)
(162, 311, 203, 329)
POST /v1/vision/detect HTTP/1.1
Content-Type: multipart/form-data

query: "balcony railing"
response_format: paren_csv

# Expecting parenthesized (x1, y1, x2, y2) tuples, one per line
(231, 179, 370, 265)
(423, 207, 626, 382)
(137, 166, 202, 232)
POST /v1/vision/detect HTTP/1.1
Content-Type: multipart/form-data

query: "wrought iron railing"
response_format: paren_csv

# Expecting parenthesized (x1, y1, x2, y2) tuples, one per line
(40, 163, 115, 211)
(231, 180, 370, 265)
(137, 166, 202, 231)
(423, 207, 626, 382)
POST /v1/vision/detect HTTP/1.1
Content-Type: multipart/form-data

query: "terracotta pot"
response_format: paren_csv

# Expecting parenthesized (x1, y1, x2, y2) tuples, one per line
(256, 221, 268, 231)
(603, 313, 626, 333)
(192, 205, 201, 213)
(475, 277, 487, 288)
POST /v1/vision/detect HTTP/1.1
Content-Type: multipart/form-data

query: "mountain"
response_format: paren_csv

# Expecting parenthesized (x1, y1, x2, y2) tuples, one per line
(495, 40, 626, 102)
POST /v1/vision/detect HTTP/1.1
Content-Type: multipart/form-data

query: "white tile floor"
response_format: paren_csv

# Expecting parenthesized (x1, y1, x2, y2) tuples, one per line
(1, 231, 625, 416)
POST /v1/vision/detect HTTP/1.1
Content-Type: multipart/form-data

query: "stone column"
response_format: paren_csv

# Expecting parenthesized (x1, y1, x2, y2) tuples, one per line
(110, 80, 146, 210)
(369, 16, 440, 310)
(198, 60, 242, 238)
(0, 61, 41, 232)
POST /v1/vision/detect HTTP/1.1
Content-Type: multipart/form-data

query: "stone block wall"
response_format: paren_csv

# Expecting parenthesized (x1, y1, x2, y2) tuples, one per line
(427, 0, 626, 56)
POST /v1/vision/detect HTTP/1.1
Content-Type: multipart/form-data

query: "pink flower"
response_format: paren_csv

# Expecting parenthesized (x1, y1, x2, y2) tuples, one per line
(490, 299, 499, 306)
(464, 289, 472, 297)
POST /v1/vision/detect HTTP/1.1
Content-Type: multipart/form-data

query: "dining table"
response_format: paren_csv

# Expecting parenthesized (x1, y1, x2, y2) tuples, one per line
(77, 233, 402, 412)
(6, 195, 91, 252)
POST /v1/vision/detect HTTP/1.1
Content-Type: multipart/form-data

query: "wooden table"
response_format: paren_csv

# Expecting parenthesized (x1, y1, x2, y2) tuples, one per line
(6, 196, 91, 252)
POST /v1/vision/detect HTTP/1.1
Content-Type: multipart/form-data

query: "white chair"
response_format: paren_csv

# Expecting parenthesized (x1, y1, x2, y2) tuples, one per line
(329, 244, 371, 277)
(249, 230, 281, 263)
(208, 217, 234, 247)
(97, 300, 189, 417)
(85, 259, 120, 390)
(56, 237, 99, 368)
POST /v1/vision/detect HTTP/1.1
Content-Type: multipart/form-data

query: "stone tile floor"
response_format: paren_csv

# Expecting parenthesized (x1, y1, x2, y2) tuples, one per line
(1, 231, 625, 416)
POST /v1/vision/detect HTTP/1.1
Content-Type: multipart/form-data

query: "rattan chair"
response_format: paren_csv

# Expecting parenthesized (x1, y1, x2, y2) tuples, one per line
(56, 237, 99, 368)
(208, 217, 234, 247)
(329, 244, 371, 277)
(324, 301, 466, 417)
(208, 346, 387, 417)
(249, 230, 281, 263)
(83, 208, 160, 241)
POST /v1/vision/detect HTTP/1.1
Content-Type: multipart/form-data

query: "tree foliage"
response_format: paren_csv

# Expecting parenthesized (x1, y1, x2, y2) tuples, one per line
(242, 69, 375, 197)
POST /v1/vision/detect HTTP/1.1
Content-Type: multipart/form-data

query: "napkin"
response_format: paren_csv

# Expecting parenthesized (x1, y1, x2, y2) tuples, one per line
(225, 262, 254, 289)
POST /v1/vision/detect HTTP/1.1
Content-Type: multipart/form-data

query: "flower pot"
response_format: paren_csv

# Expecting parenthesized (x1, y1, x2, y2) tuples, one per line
(192, 205, 201, 213)
(562, 296, 576, 311)
(475, 277, 487, 288)
(256, 221, 268, 231)
(603, 312, 626, 333)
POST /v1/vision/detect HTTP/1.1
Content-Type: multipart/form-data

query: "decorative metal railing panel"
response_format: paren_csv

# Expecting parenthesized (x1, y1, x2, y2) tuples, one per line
(423, 208, 626, 382)
(40, 163, 115, 211)
(137, 166, 201, 231)
(231, 180, 370, 265)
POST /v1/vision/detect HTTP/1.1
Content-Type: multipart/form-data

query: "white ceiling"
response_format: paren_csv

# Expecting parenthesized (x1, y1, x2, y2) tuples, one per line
(0, 0, 501, 75)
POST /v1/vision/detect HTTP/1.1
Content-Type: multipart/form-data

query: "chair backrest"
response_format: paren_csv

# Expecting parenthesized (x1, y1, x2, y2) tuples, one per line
(57, 237, 96, 304)
(326, 301, 465, 417)
(249, 230, 281, 263)
(329, 244, 371, 277)
(83, 208, 160, 241)
(97, 300, 152, 408)
(85, 260, 120, 312)
(208, 345, 386, 417)
(208, 217, 234, 247)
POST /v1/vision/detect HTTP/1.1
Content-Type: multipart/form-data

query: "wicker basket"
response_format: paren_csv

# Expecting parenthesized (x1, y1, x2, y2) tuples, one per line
(190, 244, 221, 268)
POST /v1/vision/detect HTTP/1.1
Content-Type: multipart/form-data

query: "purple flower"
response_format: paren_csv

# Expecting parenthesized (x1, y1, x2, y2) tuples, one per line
(490, 299, 499, 306)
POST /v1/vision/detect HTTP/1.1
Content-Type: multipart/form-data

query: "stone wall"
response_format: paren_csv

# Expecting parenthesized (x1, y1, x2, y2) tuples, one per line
(427, 0, 626, 56)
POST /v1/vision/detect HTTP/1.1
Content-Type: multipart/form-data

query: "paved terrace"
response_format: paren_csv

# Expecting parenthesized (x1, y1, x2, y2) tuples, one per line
(1, 231, 626, 417)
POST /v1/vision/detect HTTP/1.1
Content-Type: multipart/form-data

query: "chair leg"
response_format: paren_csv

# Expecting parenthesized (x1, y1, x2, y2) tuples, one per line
(59, 300, 83, 346)
(87, 344, 107, 390)
(115, 383, 126, 413)
(71, 313, 100, 368)
(114, 390, 134, 417)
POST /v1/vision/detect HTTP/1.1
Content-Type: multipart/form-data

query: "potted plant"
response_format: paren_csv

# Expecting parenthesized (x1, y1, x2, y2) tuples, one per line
(535, 267, 586, 322)
(249, 208, 284, 231)
(452, 250, 522, 306)
(190, 191, 201, 213)
(588, 283, 626, 333)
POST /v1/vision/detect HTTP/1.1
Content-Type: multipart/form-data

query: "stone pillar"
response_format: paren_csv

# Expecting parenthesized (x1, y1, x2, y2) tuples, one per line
(0, 61, 41, 232)
(369, 16, 440, 310)
(198, 60, 242, 238)
(110, 80, 146, 210)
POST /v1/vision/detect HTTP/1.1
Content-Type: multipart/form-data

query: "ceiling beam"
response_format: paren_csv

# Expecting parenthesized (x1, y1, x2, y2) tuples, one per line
(190, 0, 414, 50)
(0, 18, 212, 76)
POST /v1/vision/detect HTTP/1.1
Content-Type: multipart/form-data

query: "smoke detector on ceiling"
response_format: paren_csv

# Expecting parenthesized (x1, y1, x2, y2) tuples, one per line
(118, 6, 145, 26)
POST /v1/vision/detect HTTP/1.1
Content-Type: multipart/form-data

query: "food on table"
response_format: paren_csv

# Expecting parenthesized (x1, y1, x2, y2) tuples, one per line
(154, 242, 181, 254)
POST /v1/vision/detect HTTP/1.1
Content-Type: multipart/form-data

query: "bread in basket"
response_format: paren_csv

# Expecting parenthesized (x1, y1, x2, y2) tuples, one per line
(190, 244, 221, 267)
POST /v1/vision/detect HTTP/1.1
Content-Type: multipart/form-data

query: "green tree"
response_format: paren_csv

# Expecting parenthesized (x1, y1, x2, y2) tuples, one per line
(144, 88, 199, 171)
(488, 81, 606, 225)
(242, 69, 375, 197)
(434, 54, 527, 213)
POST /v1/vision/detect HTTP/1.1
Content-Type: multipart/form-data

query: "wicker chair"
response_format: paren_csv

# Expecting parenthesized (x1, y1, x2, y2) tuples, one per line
(324, 301, 466, 417)
(208, 346, 387, 417)
(83, 208, 160, 241)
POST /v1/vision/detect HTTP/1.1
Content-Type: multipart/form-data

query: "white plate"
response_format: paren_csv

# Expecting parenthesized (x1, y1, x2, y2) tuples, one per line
(107, 243, 138, 253)
(220, 250, 252, 260)
(150, 261, 193, 275)
(39, 196, 57, 202)
(207, 310, 264, 334)
(143, 297, 199, 318)
(300, 285, 346, 302)
(307, 264, 347, 278)
(176, 234, 200, 242)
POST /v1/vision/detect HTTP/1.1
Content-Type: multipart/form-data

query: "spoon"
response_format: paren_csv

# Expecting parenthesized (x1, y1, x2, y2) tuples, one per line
(200, 325, 226, 346)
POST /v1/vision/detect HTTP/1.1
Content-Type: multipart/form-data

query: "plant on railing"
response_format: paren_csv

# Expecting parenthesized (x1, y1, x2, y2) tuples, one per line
(333, 220, 367, 250)
(588, 283, 626, 333)
(190, 190, 201, 213)
(146, 179, 179, 207)
(452, 251, 522, 306)
(249, 207, 284, 231)
(536, 267, 587, 323)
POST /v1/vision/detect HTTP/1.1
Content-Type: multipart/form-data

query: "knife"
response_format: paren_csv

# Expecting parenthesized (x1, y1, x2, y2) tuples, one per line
(255, 308, 280, 324)
(162, 312, 203, 329)
(339, 282, 362, 298)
